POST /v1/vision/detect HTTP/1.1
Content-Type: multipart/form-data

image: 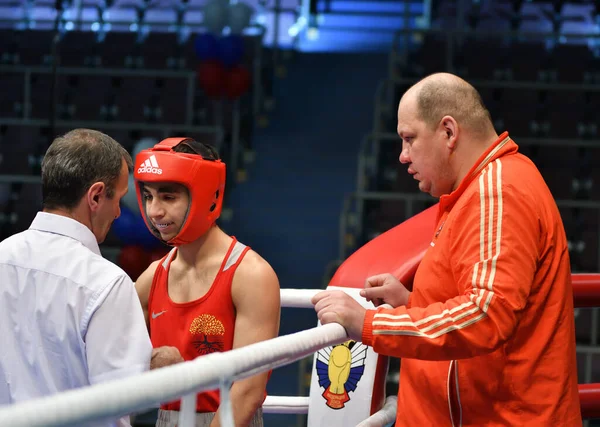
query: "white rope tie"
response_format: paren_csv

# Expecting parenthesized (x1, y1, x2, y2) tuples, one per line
(178, 393, 197, 427)
(219, 377, 235, 427)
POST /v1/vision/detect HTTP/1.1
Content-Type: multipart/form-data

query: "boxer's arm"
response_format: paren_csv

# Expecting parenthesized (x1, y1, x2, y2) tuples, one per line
(210, 251, 280, 427)
(134, 260, 160, 331)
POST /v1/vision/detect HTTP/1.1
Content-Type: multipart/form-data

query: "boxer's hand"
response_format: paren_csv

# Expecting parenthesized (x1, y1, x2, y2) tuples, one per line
(150, 346, 184, 370)
(311, 290, 366, 341)
(360, 273, 411, 308)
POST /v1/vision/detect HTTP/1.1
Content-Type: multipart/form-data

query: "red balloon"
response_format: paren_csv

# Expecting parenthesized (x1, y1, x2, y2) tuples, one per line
(197, 60, 226, 98)
(224, 65, 251, 99)
(118, 245, 151, 281)
(150, 246, 170, 262)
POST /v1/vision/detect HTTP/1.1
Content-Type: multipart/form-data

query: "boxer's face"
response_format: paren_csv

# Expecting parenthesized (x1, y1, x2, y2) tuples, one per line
(141, 182, 190, 240)
(397, 96, 455, 198)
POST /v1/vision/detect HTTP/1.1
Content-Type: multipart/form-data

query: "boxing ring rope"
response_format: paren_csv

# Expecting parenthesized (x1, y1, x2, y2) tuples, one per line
(0, 321, 349, 427)
(2, 277, 600, 426)
(355, 396, 398, 427)
(282, 277, 600, 421)
(262, 396, 310, 414)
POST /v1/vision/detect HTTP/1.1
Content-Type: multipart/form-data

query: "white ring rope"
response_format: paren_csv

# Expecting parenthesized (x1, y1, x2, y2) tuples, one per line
(280, 288, 321, 308)
(262, 396, 310, 414)
(0, 289, 398, 427)
(0, 322, 347, 427)
(356, 395, 398, 427)
(260, 395, 398, 425)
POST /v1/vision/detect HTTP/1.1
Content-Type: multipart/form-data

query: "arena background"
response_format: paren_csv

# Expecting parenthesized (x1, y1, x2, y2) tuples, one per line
(1, 0, 600, 425)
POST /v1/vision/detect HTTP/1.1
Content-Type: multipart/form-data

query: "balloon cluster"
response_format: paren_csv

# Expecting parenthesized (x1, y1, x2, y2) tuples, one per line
(195, 0, 253, 100)
(112, 137, 170, 279)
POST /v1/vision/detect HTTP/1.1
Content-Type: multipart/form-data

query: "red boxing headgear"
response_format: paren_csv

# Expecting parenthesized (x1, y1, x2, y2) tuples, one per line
(133, 137, 226, 246)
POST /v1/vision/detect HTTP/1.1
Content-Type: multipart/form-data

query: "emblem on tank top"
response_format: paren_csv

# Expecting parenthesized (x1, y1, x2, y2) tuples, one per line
(189, 314, 226, 355)
(315, 340, 367, 409)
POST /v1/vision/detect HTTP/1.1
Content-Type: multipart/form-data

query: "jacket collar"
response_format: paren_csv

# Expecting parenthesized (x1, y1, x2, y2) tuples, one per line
(439, 131, 517, 212)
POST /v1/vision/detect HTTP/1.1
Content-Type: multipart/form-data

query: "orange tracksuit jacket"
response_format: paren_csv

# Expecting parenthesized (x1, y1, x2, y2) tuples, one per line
(362, 132, 582, 426)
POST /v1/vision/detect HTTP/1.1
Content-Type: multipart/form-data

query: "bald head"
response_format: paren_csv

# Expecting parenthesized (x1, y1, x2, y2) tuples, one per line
(401, 73, 494, 138)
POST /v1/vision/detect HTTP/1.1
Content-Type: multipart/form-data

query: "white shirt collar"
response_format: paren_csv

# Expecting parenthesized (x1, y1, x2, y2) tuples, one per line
(29, 212, 102, 256)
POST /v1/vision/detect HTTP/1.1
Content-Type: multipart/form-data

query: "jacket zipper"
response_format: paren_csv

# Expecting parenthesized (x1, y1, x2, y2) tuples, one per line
(447, 360, 463, 427)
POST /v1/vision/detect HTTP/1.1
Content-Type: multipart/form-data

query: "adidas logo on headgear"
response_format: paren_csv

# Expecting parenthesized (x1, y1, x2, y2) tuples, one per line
(138, 155, 162, 174)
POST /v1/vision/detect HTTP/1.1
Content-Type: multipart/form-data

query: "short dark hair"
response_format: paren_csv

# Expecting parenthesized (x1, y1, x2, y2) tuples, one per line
(41, 128, 133, 210)
(172, 139, 220, 160)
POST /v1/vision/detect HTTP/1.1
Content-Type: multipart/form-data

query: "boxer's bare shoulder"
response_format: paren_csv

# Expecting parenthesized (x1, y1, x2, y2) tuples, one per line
(135, 260, 161, 329)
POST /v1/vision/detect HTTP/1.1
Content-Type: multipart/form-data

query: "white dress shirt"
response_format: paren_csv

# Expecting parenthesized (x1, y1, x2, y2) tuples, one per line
(0, 212, 152, 426)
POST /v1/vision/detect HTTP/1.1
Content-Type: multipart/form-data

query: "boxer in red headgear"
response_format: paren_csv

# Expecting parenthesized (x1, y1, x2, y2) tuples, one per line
(133, 137, 280, 427)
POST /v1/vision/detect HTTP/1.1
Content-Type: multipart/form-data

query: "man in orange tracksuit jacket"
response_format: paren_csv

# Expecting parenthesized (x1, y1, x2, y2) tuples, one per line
(313, 73, 582, 426)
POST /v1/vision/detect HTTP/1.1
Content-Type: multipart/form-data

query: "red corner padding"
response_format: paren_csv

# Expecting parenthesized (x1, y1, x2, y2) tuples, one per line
(329, 204, 438, 291)
(579, 384, 600, 419)
(573, 274, 600, 308)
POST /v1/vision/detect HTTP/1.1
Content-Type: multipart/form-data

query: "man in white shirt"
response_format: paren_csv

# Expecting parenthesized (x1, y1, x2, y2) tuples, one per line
(0, 128, 152, 426)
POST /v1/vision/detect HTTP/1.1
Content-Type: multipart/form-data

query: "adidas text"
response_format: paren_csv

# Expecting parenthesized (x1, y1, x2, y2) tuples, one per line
(138, 166, 163, 174)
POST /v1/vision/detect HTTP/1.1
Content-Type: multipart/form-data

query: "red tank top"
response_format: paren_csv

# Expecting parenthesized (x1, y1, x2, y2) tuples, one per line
(148, 237, 250, 412)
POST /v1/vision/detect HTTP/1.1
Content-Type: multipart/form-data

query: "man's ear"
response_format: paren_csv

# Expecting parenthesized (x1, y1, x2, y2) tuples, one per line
(87, 182, 106, 212)
(440, 115, 459, 149)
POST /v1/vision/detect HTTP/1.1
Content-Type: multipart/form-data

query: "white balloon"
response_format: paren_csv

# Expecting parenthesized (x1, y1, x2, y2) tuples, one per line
(228, 2, 254, 34)
(203, 0, 229, 35)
